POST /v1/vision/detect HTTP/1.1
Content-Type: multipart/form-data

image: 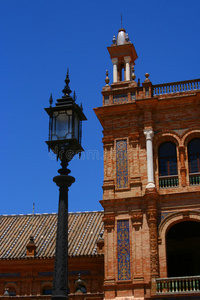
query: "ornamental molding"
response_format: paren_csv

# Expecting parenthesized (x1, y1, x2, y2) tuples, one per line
(102, 136, 114, 147)
(102, 214, 115, 228)
(124, 56, 131, 63)
(112, 57, 118, 64)
(143, 128, 154, 140)
(129, 133, 139, 145)
(131, 212, 143, 227)
(147, 209, 157, 225)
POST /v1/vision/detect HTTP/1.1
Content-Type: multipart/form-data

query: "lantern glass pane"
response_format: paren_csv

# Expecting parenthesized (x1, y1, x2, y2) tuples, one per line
(52, 110, 72, 140)
(74, 114, 79, 141)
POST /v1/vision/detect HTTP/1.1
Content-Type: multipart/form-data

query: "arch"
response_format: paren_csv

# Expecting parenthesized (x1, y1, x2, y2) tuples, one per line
(182, 129, 200, 147)
(153, 131, 180, 150)
(4, 283, 17, 296)
(41, 281, 53, 295)
(158, 210, 200, 278)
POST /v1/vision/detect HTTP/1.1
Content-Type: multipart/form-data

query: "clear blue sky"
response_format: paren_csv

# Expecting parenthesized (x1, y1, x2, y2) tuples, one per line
(1, 0, 200, 215)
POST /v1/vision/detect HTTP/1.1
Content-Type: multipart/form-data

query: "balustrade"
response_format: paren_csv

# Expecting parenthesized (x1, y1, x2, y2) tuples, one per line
(153, 78, 200, 96)
(189, 173, 200, 185)
(159, 175, 179, 188)
(156, 276, 200, 294)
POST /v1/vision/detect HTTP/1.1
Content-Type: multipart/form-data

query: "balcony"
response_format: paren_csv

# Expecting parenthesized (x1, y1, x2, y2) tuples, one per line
(189, 173, 200, 185)
(159, 175, 179, 188)
(156, 276, 200, 295)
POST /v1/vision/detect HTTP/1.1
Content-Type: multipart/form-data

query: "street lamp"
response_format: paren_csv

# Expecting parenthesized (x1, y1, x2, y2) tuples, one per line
(45, 70, 87, 300)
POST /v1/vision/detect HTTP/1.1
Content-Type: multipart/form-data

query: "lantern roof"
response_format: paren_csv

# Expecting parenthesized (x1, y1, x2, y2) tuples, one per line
(45, 71, 87, 122)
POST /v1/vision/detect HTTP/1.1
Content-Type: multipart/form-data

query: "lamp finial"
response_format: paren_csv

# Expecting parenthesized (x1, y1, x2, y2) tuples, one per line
(62, 69, 72, 96)
(49, 93, 53, 107)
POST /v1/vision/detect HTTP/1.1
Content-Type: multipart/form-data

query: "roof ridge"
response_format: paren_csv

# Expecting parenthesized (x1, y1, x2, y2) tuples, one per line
(1, 210, 103, 217)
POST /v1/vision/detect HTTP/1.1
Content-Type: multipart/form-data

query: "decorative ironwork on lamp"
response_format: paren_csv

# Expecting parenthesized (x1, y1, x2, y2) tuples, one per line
(45, 70, 86, 162)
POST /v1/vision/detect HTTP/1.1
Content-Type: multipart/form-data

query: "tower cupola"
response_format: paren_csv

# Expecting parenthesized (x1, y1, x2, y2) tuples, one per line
(116, 28, 126, 45)
(108, 28, 138, 83)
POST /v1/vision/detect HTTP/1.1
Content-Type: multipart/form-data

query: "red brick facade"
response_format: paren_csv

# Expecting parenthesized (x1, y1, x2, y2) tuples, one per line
(94, 27, 200, 299)
(1, 27, 200, 300)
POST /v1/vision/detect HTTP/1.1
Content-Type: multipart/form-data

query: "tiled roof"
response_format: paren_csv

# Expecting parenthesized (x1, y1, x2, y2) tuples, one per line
(0, 211, 104, 260)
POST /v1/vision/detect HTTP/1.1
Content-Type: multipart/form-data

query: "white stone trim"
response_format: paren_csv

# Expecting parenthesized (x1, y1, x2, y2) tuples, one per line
(112, 58, 118, 83)
(124, 56, 131, 81)
(143, 128, 155, 188)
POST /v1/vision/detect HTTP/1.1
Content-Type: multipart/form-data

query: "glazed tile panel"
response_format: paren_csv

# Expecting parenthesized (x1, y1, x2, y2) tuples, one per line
(117, 220, 131, 280)
(116, 140, 128, 189)
(113, 94, 128, 104)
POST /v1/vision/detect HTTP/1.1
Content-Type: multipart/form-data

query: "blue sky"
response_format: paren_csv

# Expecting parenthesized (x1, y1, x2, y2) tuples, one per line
(0, 0, 200, 215)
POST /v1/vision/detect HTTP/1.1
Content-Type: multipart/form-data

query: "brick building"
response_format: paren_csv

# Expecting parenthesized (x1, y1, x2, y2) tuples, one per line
(1, 27, 200, 299)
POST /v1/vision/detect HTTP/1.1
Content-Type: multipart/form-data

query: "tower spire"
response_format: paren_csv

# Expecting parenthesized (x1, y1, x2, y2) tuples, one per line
(121, 12, 123, 28)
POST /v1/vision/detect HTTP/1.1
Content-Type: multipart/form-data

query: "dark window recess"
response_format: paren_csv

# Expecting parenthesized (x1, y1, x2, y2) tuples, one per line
(188, 139, 200, 173)
(159, 142, 178, 176)
(76, 284, 86, 293)
(42, 288, 52, 295)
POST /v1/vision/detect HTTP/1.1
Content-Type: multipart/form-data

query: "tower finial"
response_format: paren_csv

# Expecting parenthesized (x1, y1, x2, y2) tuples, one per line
(121, 12, 123, 28)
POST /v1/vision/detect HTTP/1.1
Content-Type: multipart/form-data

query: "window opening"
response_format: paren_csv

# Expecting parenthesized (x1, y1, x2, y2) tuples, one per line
(188, 139, 200, 185)
(158, 142, 178, 188)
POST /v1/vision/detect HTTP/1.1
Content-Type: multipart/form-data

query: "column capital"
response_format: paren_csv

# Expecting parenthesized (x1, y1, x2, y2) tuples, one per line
(112, 57, 118, 65)
(143, 128, 154, 140)
(124, 56, 131, 63)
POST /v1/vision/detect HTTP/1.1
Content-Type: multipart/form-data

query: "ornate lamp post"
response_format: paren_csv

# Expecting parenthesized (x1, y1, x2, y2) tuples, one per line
(45, 71, 87, 300)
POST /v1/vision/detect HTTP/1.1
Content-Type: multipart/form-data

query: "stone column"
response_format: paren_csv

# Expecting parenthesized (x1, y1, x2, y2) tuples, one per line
(112, 58, 118, 83)
(144, 129, 155, 189)
(124, 56, 131, 81)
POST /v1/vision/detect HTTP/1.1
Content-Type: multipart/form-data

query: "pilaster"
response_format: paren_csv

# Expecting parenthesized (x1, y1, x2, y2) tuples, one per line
(145, 189, 159, 296)
(178, 146, 187, 186)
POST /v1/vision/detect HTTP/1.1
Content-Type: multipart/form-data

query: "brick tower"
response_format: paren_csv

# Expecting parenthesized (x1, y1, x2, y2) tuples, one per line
(94, 27, 200, 300)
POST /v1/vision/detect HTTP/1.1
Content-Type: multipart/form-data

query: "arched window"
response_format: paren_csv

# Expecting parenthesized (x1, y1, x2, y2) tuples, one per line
(158, 142, 178, 188)
(42, 287, 52, 295)
(188, 138, 200, 185)
(188, 138, 200, 173)
(4, 284, 17, 296)
(76, 284, 87, 294)
(41, 282, 53, 295)
(9, 288, 16, 296)
(75, 274, 87, 294)
(166, 221, 200, 277)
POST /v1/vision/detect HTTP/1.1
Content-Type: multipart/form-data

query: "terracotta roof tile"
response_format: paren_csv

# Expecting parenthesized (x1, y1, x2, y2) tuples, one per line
(0, 211, 104, 259)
